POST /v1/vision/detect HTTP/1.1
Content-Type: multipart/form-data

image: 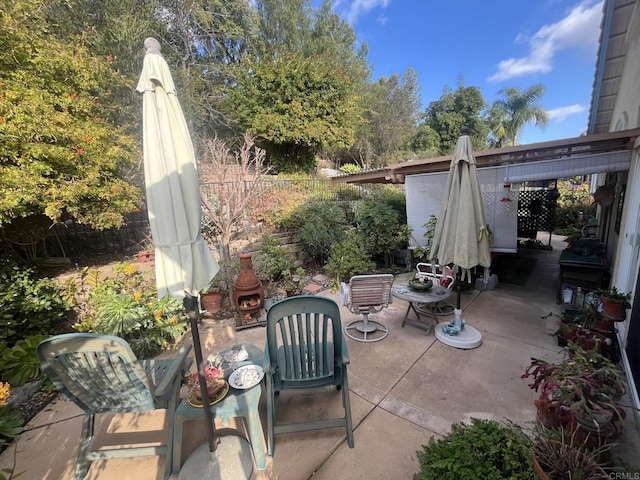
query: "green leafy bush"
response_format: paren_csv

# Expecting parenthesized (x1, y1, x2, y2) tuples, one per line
(0, 336, 47, 387)
(0, 381, 23, 449)
(354, 198, 403, 265)
(554, 180, 596, 230)
(414, 418, 534, 480)
(325, 231, 374, 284)
(0, 254, 71, 346)
(253, 234, 292, 283)
(290, 199, 347, 262)
(70, 263, 186, 358)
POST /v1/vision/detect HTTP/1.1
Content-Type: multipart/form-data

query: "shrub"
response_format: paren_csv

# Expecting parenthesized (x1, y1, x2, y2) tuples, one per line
(249, 185, 308, 230)
(354, 198, 403, 265)
(290, 199, 347, 263)
(414, 418, 534, 480)
(70, 263, 186, 358)
(0, 336, 47, 387)
(325, 231, 374, 284)
(554, 180, 596, 230)
(0, 382, 22, 449)
(0, 254, 71, 346)
(253, 234, 292, 283)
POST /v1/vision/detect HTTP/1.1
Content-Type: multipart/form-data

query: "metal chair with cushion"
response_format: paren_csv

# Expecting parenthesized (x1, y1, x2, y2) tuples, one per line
(415, 263, 456, 316)
(341, 273, 395, 342)
(37, 333, 192, 480)
(264, 296, 354, 456)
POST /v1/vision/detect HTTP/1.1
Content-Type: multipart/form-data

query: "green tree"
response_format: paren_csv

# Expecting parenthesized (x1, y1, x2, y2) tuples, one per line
(47, 0, 261, 138)
(0, 0, 140, 259)
(420, 81, 488, 154)
(227, 53, 361, 172)
(490, 84, 548, 146)
(354, 68, 422, 167)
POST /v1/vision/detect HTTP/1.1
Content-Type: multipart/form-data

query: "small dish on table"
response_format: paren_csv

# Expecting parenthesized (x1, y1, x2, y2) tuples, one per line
(228, 364, 264, 390)
(408, 278, 433, 292)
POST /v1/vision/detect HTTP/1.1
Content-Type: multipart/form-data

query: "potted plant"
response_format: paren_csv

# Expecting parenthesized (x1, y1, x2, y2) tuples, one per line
(598, 287, 631, 320)
(282, 267, 306, 297)
(200, 277, 223, 314)
(186, 362, 225, 402)
(522, 344, 627, 444)
(530, 428, 611, 480)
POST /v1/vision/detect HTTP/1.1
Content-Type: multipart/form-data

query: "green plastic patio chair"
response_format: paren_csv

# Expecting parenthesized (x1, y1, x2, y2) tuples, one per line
(264, 295, 354, 456)
(37, 333, 192, 480)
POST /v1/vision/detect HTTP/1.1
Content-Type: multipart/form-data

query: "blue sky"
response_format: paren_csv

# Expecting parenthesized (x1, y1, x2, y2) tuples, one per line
(325, 0, 603, 145)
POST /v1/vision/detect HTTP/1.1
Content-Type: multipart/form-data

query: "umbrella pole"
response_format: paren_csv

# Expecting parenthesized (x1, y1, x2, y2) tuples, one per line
(184, 294, 217, 453)
(455, 269, 462, 310)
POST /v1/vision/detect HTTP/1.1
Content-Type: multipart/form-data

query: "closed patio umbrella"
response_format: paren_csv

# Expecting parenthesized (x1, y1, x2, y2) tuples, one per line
(429, 127, 489, 349)
(137, 38, 252, 478)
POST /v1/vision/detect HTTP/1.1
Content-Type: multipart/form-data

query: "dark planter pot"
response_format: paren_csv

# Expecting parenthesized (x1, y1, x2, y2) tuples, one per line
(595, 318, 615, 333)
(568, 414, 621, 449)
(393, 249, 410, 268)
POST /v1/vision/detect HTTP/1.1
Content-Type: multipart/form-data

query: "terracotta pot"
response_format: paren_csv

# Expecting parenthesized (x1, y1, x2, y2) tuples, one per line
(600, 297, 627, 320)
(201, 292, 222, 314)
(534, 398, 571, 429)
(531, 440, 608, 480)
(531, 450, 549, 480)
(575, 328, 606, 352)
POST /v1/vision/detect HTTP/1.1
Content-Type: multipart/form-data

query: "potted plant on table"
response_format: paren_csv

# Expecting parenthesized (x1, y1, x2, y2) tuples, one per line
(598, 287, 632, 320)
(187, 361, 226, 402)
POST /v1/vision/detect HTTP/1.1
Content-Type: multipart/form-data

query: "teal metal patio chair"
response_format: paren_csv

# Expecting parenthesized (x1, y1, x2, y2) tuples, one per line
(264, 296, 354, 456)
(37, 333, 192, 480)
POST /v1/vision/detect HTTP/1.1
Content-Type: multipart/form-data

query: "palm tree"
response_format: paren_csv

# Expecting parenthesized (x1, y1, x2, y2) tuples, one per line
(490, 84, 549, 146)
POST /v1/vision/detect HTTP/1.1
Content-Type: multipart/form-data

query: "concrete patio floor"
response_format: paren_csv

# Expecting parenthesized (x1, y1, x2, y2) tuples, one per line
(2, 235, 639, 479)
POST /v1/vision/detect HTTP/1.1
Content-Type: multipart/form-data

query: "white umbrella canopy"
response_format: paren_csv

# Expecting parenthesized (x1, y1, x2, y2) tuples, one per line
(430, 128, 491, 276)
(136, 37, 219, 300)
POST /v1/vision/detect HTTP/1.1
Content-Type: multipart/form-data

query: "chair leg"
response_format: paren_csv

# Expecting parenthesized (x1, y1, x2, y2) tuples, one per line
(75, 413, 94, 480)
(267, 378, 275, 457)
(341, 370, 354, 448)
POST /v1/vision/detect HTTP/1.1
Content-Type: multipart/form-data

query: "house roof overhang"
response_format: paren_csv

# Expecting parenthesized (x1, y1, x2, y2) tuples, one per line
(331, 128, 640, 185)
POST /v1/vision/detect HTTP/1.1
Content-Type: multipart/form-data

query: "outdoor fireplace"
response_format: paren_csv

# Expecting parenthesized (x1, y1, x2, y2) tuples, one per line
(233, 253, 264, 326)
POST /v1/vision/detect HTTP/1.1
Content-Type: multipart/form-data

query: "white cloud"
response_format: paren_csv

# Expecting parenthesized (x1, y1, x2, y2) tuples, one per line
(488, 0, 602, 82)
(340, 0, 390, 25)
(547, 103, 587, 121)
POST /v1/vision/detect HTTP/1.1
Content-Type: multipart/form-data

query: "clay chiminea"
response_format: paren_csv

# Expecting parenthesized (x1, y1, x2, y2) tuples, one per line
(233, 253, 264, 322)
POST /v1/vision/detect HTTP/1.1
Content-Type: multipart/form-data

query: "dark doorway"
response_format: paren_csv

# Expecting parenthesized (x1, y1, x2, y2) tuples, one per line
(626, 266, 640, 395)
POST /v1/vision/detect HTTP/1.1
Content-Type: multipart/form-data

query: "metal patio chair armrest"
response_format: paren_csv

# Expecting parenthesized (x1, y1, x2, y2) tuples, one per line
(143, 344, 193, 402)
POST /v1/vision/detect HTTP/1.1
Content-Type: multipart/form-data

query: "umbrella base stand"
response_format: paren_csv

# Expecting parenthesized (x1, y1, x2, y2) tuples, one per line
(434, 310, 482, 349)
(179, 435, 254, 479)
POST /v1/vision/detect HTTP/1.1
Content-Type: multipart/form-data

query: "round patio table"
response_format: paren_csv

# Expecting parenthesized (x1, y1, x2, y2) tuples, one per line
(391, 282, 452, 335)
